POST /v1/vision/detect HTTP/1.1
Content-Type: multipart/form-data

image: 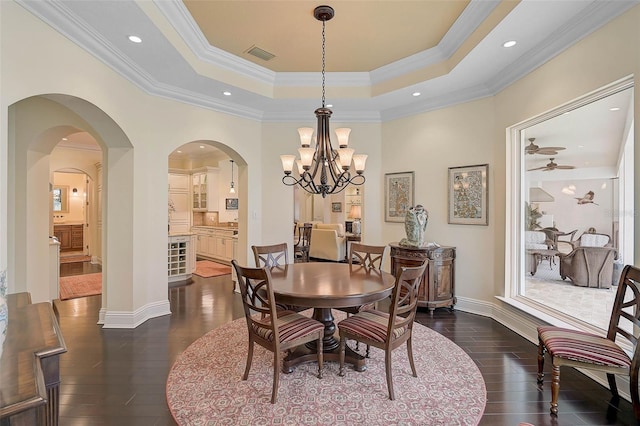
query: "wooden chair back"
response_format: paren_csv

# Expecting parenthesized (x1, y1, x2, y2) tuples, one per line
(294, 223, 313, 262)
(387, 262, 428, 335)
(231, 260, 280, 339)
(349, 243, 387, 270)
(607, 265, 640, 355)
(252, 243, 289, 268)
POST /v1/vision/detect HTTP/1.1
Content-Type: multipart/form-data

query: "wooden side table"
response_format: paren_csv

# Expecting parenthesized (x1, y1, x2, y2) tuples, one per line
(389, 243, 456, 315)
(344, 233, 361, 261)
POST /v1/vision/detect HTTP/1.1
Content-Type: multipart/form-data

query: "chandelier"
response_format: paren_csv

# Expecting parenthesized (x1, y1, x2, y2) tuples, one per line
(280, 5, 367, 198)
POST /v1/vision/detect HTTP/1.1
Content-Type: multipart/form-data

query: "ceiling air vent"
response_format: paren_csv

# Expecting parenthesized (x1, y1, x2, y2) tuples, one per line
(245, 45, 275, 61)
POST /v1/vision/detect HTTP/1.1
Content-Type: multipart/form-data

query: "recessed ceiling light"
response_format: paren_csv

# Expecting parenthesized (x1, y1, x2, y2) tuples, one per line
(412, 92, 421, 97)
(199, 145, 205, 149)
(128, 35, 142, 43)
(610, 107, 620, 111)
(503, 40, 517, 48)
(176, 150, 182, 153)
(326, 104, 333, 108)
(223, 91, 231, 96)
(61, 137, 68, 141)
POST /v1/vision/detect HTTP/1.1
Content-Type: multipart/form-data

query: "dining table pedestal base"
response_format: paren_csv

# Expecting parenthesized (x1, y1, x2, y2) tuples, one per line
(283, 343, 367, 373)
(282, 307, 367, 373)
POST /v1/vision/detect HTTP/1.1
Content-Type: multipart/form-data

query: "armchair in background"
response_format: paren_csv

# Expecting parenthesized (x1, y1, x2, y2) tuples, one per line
(559, 246, 618, 289)
(525, 231, 553, 250)
(309, 223, 346, 262)
(578, 233, 611, 248)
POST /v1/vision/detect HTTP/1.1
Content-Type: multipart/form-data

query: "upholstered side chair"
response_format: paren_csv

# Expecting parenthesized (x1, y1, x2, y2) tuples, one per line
(337, 261, 428, 400)
(537, 264, 640, 419)
(231, 260, 324, 404)
(336, 243, 389, 352)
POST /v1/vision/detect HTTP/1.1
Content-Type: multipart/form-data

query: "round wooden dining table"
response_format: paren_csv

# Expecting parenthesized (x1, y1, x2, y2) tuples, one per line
(268, 262, 395, 372)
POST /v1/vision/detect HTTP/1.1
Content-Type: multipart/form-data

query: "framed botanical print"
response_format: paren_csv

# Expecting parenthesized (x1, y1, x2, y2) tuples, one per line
(384, 171, 414, 222)
(448, 164, 488, 225)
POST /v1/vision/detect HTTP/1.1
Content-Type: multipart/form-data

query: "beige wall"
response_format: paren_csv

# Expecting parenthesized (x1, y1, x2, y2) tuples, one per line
(382, 97, 496, 301)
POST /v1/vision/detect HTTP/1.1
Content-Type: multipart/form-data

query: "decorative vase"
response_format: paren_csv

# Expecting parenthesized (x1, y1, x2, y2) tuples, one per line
(399, 205, 428, 247)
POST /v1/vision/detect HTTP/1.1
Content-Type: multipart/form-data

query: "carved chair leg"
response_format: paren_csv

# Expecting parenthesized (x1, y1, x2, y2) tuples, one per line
(316, 334, 324, 379)
(385, 349, 395, 400)
(607, 373, 619, 398)
(338, 336, 346, 377)
(271, 352, 280, 404)
(243, 339, 254, 380)
(407, 337, 417, 377)
(550, 364, 560, 416)
(537, 339, 545, 384)
(629, 369, 640, 420)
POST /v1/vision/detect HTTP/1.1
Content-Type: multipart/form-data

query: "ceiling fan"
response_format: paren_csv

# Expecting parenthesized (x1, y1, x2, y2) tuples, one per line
(525, 138, 566, 155)
(528, 158, 576, 172)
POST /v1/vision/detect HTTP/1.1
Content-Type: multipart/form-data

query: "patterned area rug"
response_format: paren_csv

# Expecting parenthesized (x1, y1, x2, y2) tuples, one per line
(59, 273, 101, 300)
(193, 260, 232, 278)
(166, 312, 486, 425)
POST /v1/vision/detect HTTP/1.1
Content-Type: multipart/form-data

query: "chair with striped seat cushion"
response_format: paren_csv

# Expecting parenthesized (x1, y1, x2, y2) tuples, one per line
(232, 260, 324, 404)
(336, 243, 389, 353)
(337, 261, 427, 400)
(537, 264, 640, 419)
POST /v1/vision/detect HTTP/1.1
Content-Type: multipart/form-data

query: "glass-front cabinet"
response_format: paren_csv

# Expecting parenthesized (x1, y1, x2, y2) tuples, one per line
(192, 167, 219, 212)
(192, 172, 207, 210)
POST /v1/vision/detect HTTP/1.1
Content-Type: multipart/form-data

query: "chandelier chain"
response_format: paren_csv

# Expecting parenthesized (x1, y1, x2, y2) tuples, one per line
(321, 19, 326, 108)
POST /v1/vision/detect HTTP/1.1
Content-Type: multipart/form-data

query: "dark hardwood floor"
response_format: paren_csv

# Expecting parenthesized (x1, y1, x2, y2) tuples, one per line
(54, 265, 638, 425)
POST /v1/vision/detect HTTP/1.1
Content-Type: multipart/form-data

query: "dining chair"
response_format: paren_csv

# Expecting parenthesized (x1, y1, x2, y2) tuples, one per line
(537, 264, 640, 419)
(337, 261, 428, 400)
(231, 260, 324, 404)
(294, 223, 313, 262)
(251, 243, 306, 313)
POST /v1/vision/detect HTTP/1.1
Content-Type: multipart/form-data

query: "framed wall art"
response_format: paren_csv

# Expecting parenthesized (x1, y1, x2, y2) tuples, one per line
(448, 164, 488, 225)
(384, 171, 414, 222)
(225, 198, 238, 210)
(331, 202, 342, 213)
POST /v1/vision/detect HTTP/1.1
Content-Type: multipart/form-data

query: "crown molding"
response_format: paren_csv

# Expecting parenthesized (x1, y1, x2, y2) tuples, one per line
(485, 0, 638, 94)
(15, 0, 639, 125)
(381, 83, 493, 122)
(153, 0, 276, 85)
(370, 0, 499, 85)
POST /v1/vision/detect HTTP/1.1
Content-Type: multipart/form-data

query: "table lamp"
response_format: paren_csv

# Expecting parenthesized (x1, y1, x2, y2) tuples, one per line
(349, 204, 362, 235)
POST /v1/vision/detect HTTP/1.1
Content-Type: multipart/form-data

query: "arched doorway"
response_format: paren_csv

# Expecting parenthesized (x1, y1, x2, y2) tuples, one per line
(7, 94, 136, 326)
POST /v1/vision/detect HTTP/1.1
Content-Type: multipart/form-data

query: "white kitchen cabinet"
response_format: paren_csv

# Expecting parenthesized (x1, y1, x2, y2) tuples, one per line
(192, 167, 219, 212)
(192, 226, 237, 264)
(169, 172, 190, 191)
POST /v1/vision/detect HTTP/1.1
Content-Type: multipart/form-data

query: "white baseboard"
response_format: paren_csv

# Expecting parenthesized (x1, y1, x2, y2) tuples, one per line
(101, 300, 171, 329)
(454, 297, 630, 403)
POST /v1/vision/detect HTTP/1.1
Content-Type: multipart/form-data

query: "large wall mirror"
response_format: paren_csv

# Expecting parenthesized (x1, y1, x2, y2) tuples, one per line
(52, 185, 69, 212)
(508, 78, 634, 331)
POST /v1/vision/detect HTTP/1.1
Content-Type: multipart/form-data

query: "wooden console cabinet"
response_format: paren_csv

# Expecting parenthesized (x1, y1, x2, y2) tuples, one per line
(389, 243, 456, 315)
(0, 293, 66, 425)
